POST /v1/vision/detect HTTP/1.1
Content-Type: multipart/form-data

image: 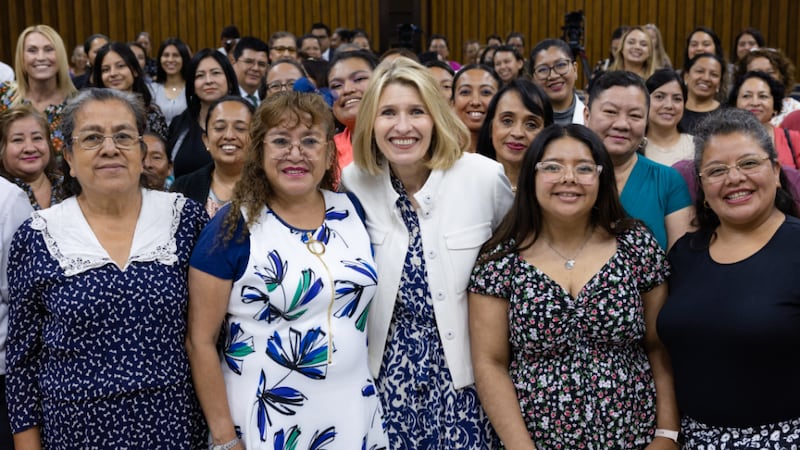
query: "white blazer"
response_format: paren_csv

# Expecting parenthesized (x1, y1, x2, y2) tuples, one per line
(341, 153, 513, 388)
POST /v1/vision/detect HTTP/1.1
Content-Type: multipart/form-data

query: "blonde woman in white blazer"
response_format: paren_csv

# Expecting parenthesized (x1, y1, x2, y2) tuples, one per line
(341, 57, 513, 450)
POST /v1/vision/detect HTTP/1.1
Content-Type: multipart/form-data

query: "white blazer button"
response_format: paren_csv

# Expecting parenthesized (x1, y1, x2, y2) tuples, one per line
(435, 291, 445, 301)
(445, 331, 455, 340)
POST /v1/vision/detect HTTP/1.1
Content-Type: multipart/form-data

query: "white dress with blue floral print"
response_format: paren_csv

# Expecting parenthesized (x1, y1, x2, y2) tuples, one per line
(218, 190, 388, 449)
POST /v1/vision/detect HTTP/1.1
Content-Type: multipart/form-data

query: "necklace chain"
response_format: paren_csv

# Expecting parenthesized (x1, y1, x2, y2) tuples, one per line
(545, 230, 593, 270)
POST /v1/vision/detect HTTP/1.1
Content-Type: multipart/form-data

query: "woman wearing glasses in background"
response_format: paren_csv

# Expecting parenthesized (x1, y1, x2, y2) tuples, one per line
(265, 58, 309, 98)
(658, 108, 800, 449)
(470, 124, 680, 449)
(187, 92, 388, 450)
(529, 39, 585, 126)
(6, 88, 208, 448)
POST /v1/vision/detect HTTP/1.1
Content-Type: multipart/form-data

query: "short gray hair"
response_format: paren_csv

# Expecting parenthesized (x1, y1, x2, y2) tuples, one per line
(61, 88, 147, 152)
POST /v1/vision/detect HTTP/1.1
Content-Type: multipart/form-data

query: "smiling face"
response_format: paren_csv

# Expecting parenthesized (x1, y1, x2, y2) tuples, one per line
(100, 51, 136, 92)
(194, 57, 229, 104)
(160, 45, 183, 77)
(262, 116, 332, 202)
(684, 56, 722, 102)
(452, 68, 499, 133)
(736, 77, 775, 125)
(585, 85, 648, 160)
(494, 50, 523, 83)
(736, 33, 759, 60)
(2, 115, 51, 181)
(535, 136, 600, 223)
(699, 132, 780, 229)
(328, 58, 373, 129)
(649, 80, 685, 130)
(202, 100, 252, 168)
(64, 99, 144, 197)
(23, 32, 59, 82)
(270, 36, 298, 62)
(300, 37, 322, 59)
(491, 90, 544, 167)
(687, 31, 716, 60)
(373, 83, 434, 173)
(532, 47, 577, 110)
(429, 38, 449, 60)
(622, 29, 651, 67)
(232, 48, 268, 94)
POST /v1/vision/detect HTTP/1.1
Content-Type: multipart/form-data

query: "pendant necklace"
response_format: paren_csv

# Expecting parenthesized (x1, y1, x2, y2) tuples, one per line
(545, 229, 593, 270)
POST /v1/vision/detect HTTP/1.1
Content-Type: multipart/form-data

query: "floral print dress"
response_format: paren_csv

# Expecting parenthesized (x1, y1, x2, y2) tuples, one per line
(377, 174, 496, 450)
(192, 190, 388, 449)
(469, 224, 668, 449)
(0, 82, 69, 152)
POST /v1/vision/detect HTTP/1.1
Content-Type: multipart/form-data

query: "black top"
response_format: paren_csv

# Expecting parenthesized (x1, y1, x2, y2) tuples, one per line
(677, 106, 721, 134)
(658, 216, 800, 427)
(168, 111, 212, 178)
(171, 162, 213, 205)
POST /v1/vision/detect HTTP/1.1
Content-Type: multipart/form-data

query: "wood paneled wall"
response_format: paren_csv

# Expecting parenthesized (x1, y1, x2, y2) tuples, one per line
(1, 0, 797, 88)
(1, 0, 379, 67)
(422, 0, 799, 87)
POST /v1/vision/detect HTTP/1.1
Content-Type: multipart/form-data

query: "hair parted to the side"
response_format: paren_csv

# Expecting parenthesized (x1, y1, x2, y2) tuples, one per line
(351, 56, 469, 175)
(479, 123, 637, 263)
(0, 104, 59, 180)
(691, 108, 796, 241)
(13, 25, 77, 104)
(220, 91, 338, 244)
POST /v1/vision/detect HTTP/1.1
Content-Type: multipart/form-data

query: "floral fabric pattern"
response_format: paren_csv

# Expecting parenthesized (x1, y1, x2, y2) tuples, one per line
(0, 81, 69, 153)
(377, 173, 496, 450)
(469, 224, 668, 449)
(682, 415, 800, 449)
(209, 190, 388, 449)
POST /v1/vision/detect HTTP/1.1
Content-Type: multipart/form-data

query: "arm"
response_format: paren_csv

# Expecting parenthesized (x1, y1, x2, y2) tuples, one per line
(641, 283, 680, 450)
(469, 292, 536, 450)
(12, 428, 41, 450)
(185, 268, 242, 448)
(664, 206, 694, 251)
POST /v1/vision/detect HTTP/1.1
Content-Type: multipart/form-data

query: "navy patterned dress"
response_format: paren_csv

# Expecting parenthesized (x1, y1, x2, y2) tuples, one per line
(377, 174, 496, 449)
(6, 190, 207, 449)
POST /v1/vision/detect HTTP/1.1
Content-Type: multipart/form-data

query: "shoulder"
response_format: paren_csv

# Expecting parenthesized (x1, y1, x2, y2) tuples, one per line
(638, 155, 689, 186)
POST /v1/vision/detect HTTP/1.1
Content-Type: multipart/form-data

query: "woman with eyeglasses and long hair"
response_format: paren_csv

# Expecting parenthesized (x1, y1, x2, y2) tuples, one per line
(471, 124, 679, 449)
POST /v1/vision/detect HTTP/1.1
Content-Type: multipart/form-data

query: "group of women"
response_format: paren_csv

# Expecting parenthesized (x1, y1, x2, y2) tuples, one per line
(0, 21, 798, 450)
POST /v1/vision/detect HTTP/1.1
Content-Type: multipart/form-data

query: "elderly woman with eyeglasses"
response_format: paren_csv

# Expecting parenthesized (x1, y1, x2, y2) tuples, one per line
(658, 108, 800, 449)
(186, 91, 389, 450)
(6, 88, 208, 448)
(470, 124, 679, 449)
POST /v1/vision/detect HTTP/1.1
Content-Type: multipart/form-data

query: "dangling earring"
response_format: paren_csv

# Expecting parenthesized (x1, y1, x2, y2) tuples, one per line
(703, 200, 710, 209)
(638, 137, 648, 151)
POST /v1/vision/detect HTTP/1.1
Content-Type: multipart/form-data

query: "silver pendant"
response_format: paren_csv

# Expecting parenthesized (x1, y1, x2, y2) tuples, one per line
(565, 259, 575, 270)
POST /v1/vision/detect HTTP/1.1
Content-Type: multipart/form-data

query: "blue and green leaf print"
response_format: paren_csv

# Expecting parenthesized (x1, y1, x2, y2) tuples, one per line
(334, 259, 377, 331)
(256, 370, 306, 441)
(273, 425, 301, 450)
(309, 426, 336, 450)
(224, 322, 255, 375)
(255, 250, 288, 292)
(266, 327, 329, 380)
(242, 267, 323, 322)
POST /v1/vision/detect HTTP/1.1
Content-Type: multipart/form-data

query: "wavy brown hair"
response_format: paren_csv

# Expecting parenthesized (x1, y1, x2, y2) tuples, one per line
(0, 104, 59, 181)
(221, 91, 338, 243)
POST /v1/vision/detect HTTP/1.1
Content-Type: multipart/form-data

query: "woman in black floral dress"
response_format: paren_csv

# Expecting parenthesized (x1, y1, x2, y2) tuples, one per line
(469, 124, 680, 449)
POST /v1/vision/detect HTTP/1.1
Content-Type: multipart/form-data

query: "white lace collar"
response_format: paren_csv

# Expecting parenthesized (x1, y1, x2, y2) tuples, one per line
(31, 189, 187, 276)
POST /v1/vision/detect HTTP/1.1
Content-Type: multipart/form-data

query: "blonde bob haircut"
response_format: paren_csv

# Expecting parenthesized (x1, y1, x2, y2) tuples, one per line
(352, 56, 469, 175)
(13, 25, 77, 105)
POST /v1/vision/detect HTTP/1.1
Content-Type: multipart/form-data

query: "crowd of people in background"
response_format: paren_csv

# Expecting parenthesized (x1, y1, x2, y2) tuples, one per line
(0, 17, 798, 450)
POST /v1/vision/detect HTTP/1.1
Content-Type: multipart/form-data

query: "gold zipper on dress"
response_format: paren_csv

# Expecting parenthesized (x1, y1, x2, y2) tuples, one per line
(305, 232, 335, 365)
